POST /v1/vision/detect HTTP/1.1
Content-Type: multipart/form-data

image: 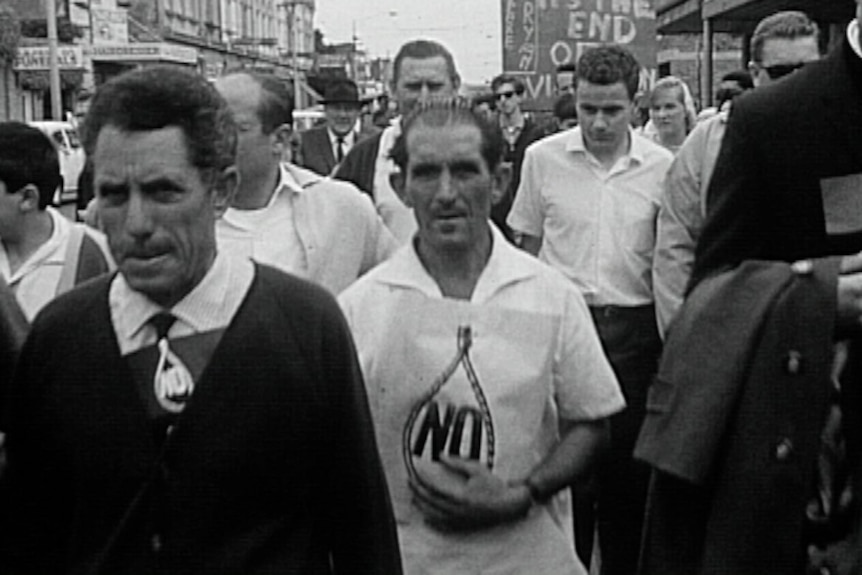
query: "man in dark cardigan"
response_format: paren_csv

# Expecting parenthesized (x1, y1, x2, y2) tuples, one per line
(0, 66, 402, 575)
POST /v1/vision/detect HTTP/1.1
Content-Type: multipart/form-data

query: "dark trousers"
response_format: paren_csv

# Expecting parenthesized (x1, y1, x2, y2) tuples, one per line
(584, 304, 661, 575)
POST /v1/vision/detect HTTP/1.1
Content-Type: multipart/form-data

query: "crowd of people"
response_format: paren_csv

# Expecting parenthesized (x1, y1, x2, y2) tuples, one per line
(0, 2, 861, 574)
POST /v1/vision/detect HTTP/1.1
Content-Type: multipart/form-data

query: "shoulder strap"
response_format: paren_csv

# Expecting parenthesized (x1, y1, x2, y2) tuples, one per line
(56, 224, 85, 297)
(74, 232, 112, 285)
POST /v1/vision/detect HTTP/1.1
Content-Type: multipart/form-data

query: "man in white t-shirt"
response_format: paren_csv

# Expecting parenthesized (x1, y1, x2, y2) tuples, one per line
(0, 122, 112, 321)
(214, 72, 396, 295)
(340, 100, 624, 575)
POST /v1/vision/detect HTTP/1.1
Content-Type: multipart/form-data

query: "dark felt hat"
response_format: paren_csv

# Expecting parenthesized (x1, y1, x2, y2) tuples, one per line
(322, 79, 361, 105)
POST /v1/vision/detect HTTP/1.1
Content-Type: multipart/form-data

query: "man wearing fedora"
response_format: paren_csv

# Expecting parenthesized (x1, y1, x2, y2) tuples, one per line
(301, 79, 379, 177)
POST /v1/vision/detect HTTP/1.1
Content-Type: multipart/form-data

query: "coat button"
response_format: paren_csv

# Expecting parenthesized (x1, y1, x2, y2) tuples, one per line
(776, 438, 794, 461)
(785, 351, 803, 375)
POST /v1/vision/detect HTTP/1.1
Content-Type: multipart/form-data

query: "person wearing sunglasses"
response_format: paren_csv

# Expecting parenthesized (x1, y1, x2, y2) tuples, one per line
(748, 10, 821, 86)
(489, 73, 545, 243)
(642, 2, 862, 573)
(654, 11, 818, 337)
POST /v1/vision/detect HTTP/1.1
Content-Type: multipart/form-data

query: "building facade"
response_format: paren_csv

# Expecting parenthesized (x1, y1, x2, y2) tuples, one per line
(655, 0, 855, 107)
(0, 0, 316, 122)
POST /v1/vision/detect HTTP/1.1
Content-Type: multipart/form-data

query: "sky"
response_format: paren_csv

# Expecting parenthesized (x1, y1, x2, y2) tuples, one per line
(314, 0, 503, 85)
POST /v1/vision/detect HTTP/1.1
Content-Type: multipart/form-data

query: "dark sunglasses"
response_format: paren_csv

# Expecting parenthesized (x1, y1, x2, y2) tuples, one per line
(764, 62, 807, 80)
(496, 91, 517, 100)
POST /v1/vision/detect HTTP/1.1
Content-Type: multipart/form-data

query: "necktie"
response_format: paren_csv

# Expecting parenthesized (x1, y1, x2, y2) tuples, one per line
(150, 312, 194, 413)
(336, 136, 345, 163)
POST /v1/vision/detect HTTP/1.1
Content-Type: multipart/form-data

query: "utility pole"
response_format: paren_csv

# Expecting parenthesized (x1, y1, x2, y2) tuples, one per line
(46, 0, 63, 119)
(284, 0, 303, 111)
(292, 2, 301, 111)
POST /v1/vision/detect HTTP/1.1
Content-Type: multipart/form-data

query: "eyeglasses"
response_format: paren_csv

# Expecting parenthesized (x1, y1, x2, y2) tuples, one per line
(763, 62, 807, 80)
(496, 91, 517, 100)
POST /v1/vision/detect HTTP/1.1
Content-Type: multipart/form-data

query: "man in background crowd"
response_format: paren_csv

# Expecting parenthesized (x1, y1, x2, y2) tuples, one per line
(653, 10, 820, 335)
(300, 78, 378, 177)
(508, 45, 673, 574)
(335, 39, 461, 244)
(490, 73, 545, 242)
(640, 2, 862, 572)
(215, 71, 396, 295)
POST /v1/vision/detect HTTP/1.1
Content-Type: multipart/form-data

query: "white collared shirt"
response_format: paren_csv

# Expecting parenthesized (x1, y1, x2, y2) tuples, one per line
(217, 164, 308, 277)
(109, 251, 254, 356)
(328, 128, 356, 161)
(338, 225, 623, 575)
(0, 207, 103, 321)
(508, 127, 673, 306)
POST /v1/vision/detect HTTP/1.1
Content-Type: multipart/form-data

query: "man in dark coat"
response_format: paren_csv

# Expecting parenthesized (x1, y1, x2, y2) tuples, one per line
(691, 5, 862, 285)
(300, 78, 378, 177)
(0, 65, 402, 575)
(641, 3, 862, 573)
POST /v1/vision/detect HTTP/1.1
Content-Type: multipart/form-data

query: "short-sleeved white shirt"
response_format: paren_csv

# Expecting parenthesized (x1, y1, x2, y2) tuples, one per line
(339, 226, 624, 575)
(507, 127, 673, 306)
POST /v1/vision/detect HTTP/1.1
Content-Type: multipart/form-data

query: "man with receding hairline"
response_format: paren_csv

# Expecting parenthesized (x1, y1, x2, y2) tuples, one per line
(340, 99, 623, 575)
(638, 3, 862, 572)
(214, 71, 396, 295)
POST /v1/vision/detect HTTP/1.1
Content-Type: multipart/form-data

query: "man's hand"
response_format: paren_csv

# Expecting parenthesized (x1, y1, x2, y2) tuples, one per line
(409, 454, 532, 532)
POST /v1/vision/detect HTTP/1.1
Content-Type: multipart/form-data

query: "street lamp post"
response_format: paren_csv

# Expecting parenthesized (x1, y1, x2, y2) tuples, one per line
(46, 0, 62, 119)
(283, 0, 305, 111)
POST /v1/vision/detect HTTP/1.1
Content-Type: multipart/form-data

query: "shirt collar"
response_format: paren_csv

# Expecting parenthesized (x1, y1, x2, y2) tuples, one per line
(848, 19, 862, 60)
(565, 126, 644, 165)
(0, 207, 70, 282)
(328, 128, 356, 147)
(110, 250, 238, 342)
(373, 224, 537, 302)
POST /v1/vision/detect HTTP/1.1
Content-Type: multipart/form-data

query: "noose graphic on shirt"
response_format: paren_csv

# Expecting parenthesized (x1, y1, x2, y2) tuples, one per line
(402, 325, 496, 485)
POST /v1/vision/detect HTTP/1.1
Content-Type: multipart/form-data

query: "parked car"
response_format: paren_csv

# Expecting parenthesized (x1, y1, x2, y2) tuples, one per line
(28, 120, 85, 204)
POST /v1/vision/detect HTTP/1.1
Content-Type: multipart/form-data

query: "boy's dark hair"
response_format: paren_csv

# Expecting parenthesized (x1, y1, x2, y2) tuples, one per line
(0, 122, 61, 210)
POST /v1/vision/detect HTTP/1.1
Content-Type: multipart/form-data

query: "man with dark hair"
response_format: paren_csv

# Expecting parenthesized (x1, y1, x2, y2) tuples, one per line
(508, 45, 673, 575)
(556, 62, 577, 95)
(214, 71, 396, 295)
(653, 11, 819, 336)
(715, 69, 754, 111)
(300, 78, 378, 176)
(0, 65, 402, 574)
(489, 73, 545, 242)
(553, 92, 578, 131)
(340, 99, 623, 575)
(0, 121, 112, 321)
(335, 38, 462, 244)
